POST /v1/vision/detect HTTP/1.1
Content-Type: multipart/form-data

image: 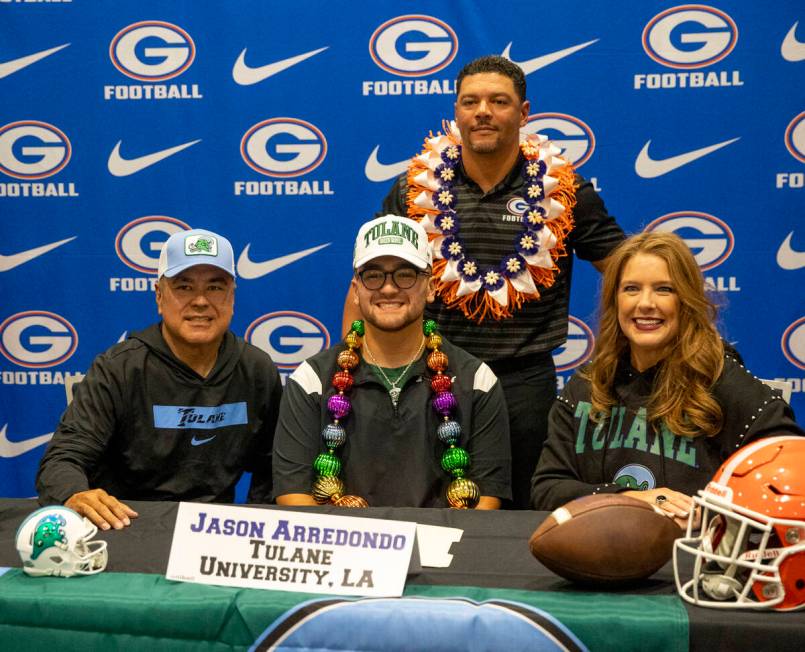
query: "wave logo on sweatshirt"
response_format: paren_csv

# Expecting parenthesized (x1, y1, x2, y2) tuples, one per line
(613, 464, 656, 491)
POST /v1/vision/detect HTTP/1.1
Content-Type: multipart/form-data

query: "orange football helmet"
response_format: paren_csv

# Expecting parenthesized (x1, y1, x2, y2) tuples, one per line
(675, 435, 805, 610)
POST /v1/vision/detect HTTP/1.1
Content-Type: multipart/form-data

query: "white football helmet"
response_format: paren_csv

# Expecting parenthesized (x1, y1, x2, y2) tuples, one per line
(674, 436, 805, 611)
(16, 506, 108, 577)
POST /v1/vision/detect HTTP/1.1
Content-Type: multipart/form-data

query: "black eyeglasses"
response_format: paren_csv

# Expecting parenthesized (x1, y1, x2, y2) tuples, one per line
(358, 267, 427, 290)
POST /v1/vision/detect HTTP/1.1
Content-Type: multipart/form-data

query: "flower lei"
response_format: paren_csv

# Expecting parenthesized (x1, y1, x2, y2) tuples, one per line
(406, 120, 577, 323)
(310, 319, 481, 509)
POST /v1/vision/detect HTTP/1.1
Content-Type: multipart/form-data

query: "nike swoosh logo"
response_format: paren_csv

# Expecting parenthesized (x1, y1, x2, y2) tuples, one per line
(232, 46, 329, 86)
(635, 137, 740, 178)
(777, 232, 805, 270)
(108, 139, 202, 177)
(0, 43, 70, 80)
(237, 243, 330, 280)
(0, 424, 53, 458)
(365, 146, 409, 182)
(191, 434, 216, 446)
(0, 236, 76, 272)
(781, 22, 805, 62)
(502, 39, 599, 75)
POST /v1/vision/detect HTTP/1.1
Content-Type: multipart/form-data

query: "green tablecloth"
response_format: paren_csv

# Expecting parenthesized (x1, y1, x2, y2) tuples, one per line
(0, 569, 688, 651)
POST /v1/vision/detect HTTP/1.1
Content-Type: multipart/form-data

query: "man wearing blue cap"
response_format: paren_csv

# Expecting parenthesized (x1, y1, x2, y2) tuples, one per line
(37, 229, 282, 530)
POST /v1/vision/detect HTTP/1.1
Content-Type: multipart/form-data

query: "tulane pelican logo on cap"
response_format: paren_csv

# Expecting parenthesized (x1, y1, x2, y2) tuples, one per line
(185, 235, 217, 256)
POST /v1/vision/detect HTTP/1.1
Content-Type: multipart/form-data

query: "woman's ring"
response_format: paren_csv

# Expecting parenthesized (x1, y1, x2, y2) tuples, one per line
(655, 495, 668, 505)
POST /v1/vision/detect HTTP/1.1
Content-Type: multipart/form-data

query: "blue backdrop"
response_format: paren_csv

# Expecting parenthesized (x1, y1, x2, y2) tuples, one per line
(1, 1, 803, 498)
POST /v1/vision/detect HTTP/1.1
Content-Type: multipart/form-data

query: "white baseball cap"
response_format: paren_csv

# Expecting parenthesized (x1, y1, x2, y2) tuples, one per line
(157, 229, 236, 279)
(353, 215, 431, 270)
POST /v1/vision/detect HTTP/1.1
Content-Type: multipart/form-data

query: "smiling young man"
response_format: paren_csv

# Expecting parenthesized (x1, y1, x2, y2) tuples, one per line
(37, 229, 282, 530)
(346, 55, 626, 508)
(275, 215, 511, 508)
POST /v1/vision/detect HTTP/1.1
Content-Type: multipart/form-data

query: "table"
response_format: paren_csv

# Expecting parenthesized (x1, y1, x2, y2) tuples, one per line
(1, 499, 801, 651)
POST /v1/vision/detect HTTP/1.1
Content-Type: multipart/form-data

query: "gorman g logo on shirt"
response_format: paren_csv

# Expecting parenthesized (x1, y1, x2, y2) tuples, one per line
(153, 403, 247, 430)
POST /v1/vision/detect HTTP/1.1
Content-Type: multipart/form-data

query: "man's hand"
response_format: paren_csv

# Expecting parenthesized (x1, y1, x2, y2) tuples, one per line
(65, 488, 138, 530)
(623, 487, 700, 530)
(276, 493, 320, 506)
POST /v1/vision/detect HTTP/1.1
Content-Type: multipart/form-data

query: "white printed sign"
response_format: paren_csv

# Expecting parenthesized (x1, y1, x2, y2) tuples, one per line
(166, 502, 417, 597)
(415, 524, 463, 567)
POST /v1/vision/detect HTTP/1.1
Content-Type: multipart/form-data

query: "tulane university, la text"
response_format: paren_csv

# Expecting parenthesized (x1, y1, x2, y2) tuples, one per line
(189, 514, 408, 588)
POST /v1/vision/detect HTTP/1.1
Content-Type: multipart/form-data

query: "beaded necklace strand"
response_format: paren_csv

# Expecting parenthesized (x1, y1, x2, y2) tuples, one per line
(310, 319, 481, 509)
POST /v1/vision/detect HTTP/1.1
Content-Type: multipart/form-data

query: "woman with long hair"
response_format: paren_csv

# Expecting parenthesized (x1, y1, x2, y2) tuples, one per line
(531, 231, 801, 525)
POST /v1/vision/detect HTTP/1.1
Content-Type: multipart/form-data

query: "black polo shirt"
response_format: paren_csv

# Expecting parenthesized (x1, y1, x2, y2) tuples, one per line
(272, 337, 512, 507)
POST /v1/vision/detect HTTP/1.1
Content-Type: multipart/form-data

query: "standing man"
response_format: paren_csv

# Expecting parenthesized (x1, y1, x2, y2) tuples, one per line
(37, 228, 282, 529)
(347, 56, 625, 508)
(275, 215, 511, 508)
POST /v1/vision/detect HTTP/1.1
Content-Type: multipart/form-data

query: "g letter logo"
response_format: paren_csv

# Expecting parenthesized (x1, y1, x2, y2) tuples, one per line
(642, 5, 738, 69)
(782, 317, 805, 371)
(0, 121, 71, 180)
(241, 118, 327, 178)
(0, 311, 78, 369)
(521, 113, 595, 168)
(110, 21, 195, 81)
(553, 316, 595, 372)
(369, 15, 458, 76)
(115, 216, 191, 274)
(785, 112, 805, 164)
(245, 311, 330, 372)
(645, 212, 734, 271)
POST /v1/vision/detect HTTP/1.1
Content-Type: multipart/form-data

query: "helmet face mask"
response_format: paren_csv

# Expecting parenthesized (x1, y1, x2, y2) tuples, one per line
(674, 436, 805, 611)
(16, 506, 108, 577)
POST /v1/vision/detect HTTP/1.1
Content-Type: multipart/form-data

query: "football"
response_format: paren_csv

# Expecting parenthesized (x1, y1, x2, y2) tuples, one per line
(529, 494, 681, 585)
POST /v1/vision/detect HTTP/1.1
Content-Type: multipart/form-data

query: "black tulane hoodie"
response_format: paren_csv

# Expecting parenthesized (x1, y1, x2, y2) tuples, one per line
(36, 323, 282, 505)
(531, 355, 803, 510)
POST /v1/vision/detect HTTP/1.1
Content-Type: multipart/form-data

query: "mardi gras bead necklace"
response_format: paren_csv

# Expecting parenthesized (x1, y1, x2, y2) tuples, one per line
(311, 319, 481, 509)
(406, 120, 577, 323)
